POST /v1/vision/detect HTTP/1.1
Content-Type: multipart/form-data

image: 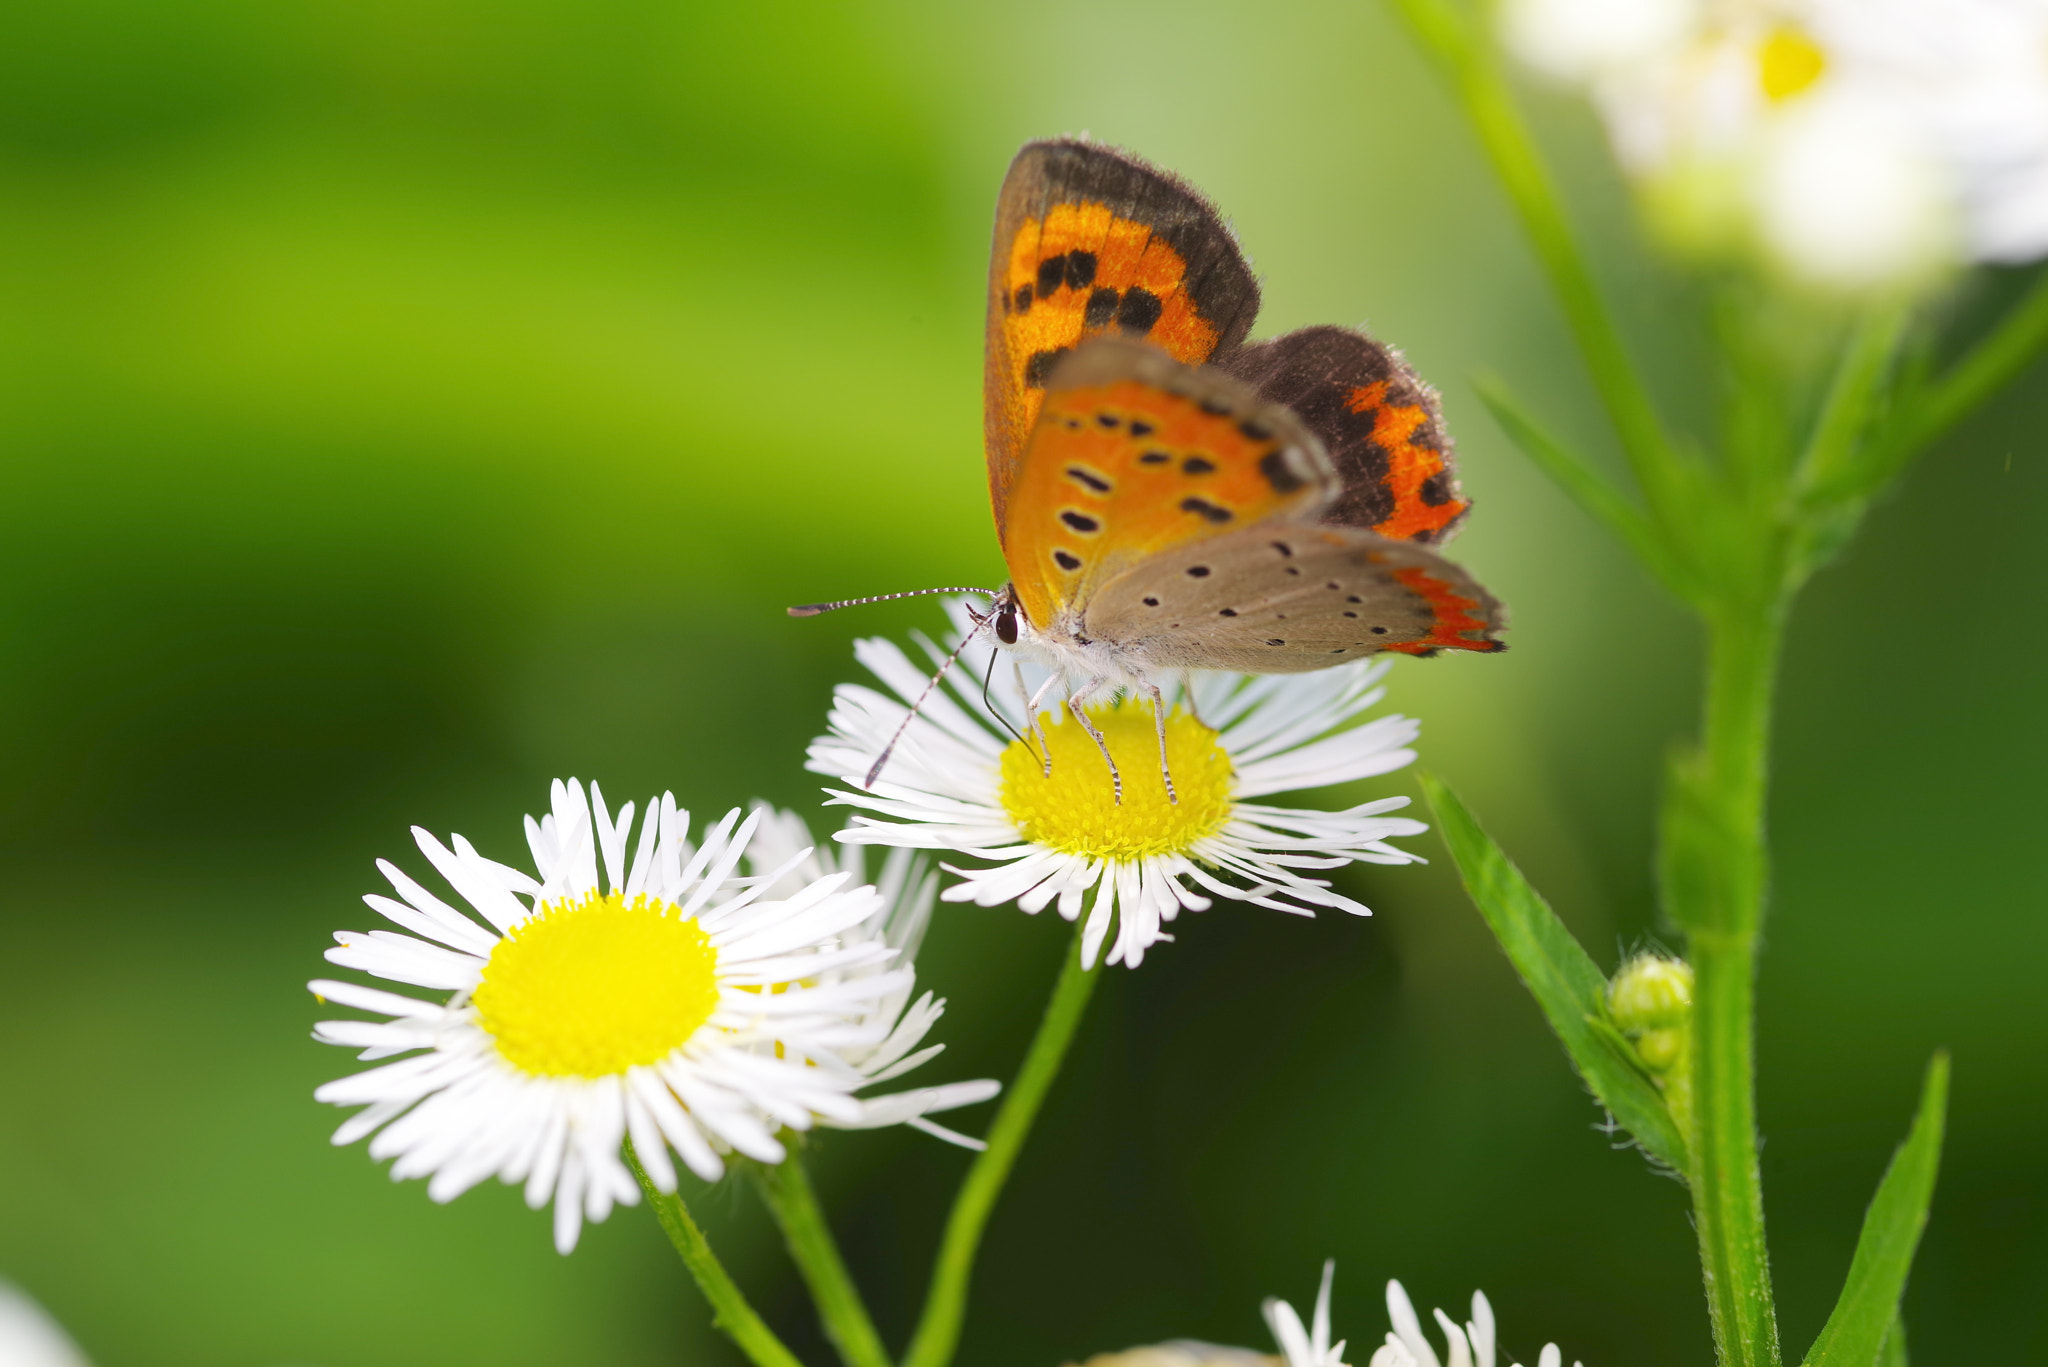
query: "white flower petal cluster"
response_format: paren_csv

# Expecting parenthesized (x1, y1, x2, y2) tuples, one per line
(311, 779, 913, 1253)
(1071, 1265, 1582, 1367)
(744, 804, 1001, 1147)
(1368, 1280, 1581, 1367)
(807, 603, 1427, 971)
(1264, 1261, 1350, 1367)
(1502, 0, 2048, 284)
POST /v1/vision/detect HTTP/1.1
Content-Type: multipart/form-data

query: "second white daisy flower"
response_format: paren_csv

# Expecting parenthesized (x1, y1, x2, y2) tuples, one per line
(744, 804, 1002, 1147)
(807, 605, 1428, 970)
(311, 780, 909, 1253)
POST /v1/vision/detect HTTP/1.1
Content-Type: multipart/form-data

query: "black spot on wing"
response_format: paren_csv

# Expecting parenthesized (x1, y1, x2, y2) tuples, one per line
(1239, 417, 1272, 440)
(1182, 456, 1216, 475)
(1065, 465, 1112, 493)
(1084, 287, 1119, 328)
(1066, 251, 1097, 289)
(1013, 284, 1033, 313)
(1117, 287, 1163, 335)
(1128, 419, 1155, 438)
(1180, 497, 1232, 524)
(1059, 510, 1100, 533)
(1095, 412, 1120, 429)
(1259, 450, 1306, 492)
(1186, 565, 1211, 578)
(1026, 348, 1070, 387)
(1139, 451, 1171, 465)
(1037, 254, 1067, 298)
(1053, 549, 1082, 571)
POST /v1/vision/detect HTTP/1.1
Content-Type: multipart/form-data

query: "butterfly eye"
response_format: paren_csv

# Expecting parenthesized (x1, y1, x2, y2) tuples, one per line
(996, 606, 1019, 645)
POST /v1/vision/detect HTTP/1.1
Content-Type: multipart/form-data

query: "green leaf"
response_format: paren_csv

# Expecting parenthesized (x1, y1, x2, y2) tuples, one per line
(1876, 1317, 1908, 1367)
(1802, 1053, 1950, 1367)
(1422, 774, 1690, 1173)
(1473, 377, 1697, 602)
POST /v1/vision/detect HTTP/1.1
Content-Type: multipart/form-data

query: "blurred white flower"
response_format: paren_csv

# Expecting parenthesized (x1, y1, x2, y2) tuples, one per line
(1504, 0, 2048, 283)
(1501, 0, 1699, 83)
(0, 1282, 90, 1367)
(744, 805, 1000, 1148)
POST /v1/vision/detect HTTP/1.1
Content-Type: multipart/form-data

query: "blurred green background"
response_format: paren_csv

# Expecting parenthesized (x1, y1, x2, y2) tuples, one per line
(1, 1, 2041, 1363)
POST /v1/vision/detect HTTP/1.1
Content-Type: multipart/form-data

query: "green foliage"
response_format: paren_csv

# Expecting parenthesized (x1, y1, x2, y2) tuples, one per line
(1803, 1055, 1950, 1367)
(1420, 775, 1689, 1174)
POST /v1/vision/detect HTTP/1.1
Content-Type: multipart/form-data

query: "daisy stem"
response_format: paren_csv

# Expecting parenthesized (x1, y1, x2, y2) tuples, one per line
(901, 921, 1100, 1367)
(751, 1148, 892, 1367)
(625, 1141, 806, 1367)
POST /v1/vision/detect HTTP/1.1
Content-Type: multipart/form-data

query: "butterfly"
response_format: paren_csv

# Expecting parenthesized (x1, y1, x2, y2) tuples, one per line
(798, 138, 1504, 797)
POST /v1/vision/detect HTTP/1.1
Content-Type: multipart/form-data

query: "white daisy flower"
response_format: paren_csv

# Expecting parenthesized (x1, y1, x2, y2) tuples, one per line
(310, 779, 910, 1254)
(807, 603, 1427, 971)
(1369, 1279, 1582, 1367)
(744, 804, 1001, 1148)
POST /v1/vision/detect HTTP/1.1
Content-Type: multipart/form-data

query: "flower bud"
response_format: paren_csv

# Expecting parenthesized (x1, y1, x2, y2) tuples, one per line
(1608, 953, 1693, 1033)
(1608, 953, 1695, 1144)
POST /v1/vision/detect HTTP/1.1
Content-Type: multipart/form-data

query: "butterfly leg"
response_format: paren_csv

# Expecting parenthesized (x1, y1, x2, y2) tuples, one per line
(1139, 678, 1179, 805)
(1021, 668, 1063, 775)
(1066, 676, 1123, 805)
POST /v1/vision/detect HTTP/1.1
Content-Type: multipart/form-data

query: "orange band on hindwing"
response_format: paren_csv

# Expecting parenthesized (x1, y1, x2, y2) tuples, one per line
(1348, 381, 1469, 542)
(1383, 564, 1504, 655)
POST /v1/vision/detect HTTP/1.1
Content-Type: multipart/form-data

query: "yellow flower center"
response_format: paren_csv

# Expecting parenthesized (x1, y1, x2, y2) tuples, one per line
(1758, 24, 1826, 102)
(998, 702, 1234, 859)
(473, 889, 719, 1077)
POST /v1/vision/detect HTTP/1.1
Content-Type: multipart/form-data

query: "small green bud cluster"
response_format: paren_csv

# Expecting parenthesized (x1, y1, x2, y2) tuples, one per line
(1608, 953, 1695, 1140)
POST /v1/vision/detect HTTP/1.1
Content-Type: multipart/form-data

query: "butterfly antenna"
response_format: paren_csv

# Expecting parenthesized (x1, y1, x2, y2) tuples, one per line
(863, 621, 991, 789)
(789, 587, 1000, 617)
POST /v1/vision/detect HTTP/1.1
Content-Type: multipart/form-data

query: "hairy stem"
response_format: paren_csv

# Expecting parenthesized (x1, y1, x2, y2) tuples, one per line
(1687, 608, 1786, 1367)
(627, 1142, 805, 1367)
(902, 922, 1100, 1367)
(753, 1149, 892, 1367)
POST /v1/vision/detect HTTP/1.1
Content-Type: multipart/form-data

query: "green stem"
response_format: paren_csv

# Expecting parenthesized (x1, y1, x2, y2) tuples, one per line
(1687, 608, 1786, 1367)
(1389, 0, 1680, 509)
(902, 921, 1101, 1367)
(1901, 264, 2048, 457)
(627, 1143, 806, 1367)
(751, 1148, 893, 1367)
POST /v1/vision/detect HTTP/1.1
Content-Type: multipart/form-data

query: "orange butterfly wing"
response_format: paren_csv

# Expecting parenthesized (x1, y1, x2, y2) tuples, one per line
(985, 140, 1262, 531)
(1216, 325, 1472, 544)
(999, 340, 1336, 631)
